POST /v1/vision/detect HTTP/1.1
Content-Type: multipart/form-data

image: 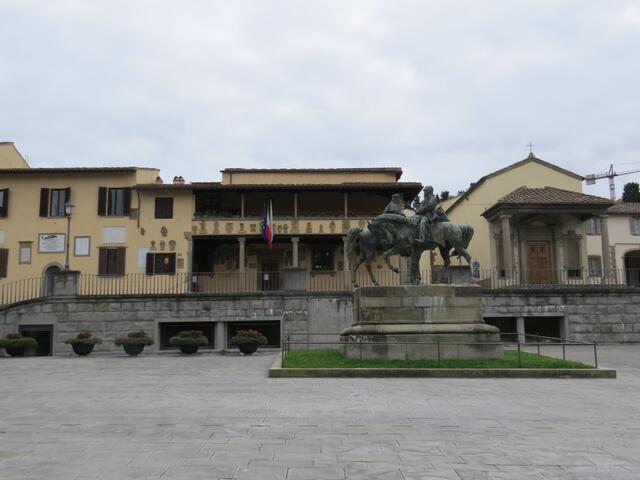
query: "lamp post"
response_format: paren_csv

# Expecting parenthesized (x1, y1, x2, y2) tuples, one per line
(64, 201, 75, 271)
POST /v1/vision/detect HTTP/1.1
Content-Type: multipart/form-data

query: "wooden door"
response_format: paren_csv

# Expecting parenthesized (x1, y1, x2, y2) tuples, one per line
(527, 241, 551, 284)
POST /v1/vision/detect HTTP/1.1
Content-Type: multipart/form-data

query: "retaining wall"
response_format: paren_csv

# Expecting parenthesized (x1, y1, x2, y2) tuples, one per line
(1, 288, 639, 354)
(0, 293, 352, 354)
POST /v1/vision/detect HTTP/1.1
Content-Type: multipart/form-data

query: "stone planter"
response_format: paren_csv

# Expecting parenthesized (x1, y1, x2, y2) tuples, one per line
(123, 344, 145, 356)
(179, 345, 199, 355)
(238, 342, 259, 355)
(71, 343, 95, 356)
(5, 346, 26, 357)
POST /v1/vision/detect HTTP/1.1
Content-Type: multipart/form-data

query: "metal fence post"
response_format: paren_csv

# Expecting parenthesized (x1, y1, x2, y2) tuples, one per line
(436, 341, 441, 367)
(537, 343, 540, 356)
(517, 341, 522, 368)
(359, 337, 363, 361)
(594, 343, 598, 368)
(562, 343, 566, 361)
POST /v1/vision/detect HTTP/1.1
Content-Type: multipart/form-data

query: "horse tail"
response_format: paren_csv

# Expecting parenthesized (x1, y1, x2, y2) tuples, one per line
(345, 227, 364, 262)
(460, 224, 474, 249)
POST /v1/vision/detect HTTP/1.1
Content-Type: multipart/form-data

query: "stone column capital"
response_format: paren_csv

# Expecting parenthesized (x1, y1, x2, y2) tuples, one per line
(237, 236, 246, 244)
(291, 236, 300, 244)
(499, 214, 512, 221)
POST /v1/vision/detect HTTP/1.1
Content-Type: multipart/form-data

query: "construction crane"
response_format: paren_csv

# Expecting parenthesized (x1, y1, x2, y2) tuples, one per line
(585, 164, 640, 200)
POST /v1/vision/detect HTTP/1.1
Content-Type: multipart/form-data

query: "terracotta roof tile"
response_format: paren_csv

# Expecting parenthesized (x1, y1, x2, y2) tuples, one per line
(607, 203, 640, 215)
(497, 186, 612, 205)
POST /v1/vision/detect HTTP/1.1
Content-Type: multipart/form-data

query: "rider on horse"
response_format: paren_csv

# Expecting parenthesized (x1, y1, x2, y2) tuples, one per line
(415, 186, 449, 245)
(382, 194, 406, 216)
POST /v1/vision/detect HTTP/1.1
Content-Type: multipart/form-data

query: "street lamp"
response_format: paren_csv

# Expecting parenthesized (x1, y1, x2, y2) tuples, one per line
(64, 201, 75, 270)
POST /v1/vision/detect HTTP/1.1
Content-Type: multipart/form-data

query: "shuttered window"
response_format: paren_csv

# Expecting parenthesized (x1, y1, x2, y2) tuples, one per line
(145, 253, 176, 275)
(0, 248, 8, 278)
(0, 189, 8, 217)
(98, 247, 126, 276)
(98, 187, 131, 216)
(49, 188, 69, 217)
(38, 188, 71, 217)
(154, 197, 174, 219)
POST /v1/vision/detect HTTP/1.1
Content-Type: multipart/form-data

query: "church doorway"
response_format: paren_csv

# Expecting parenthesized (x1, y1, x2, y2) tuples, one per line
(526, 241, 552, 284)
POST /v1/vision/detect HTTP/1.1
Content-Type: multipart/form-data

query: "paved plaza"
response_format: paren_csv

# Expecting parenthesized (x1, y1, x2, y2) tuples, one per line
(1, 346, 639, 480)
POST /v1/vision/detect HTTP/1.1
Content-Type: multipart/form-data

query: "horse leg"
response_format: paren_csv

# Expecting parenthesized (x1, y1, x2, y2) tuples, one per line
(365, 259, 379, 286)
(457, 247, 473, 274)
(382, 246, 401, 274)
(351, 254, 366, 286)
(439, 246, 450, 267)
(409, 250, 422, 285)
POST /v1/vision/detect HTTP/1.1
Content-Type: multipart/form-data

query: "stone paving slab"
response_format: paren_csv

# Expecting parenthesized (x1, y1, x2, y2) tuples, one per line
(0, 346, 639, 479)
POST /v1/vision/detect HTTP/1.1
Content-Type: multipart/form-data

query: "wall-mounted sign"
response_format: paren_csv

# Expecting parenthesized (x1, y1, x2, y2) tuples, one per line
(38, 233, 66, 253)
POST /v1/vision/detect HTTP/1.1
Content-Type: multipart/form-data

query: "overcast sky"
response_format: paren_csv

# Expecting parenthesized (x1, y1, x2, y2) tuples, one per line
(2, 1, 639, 198)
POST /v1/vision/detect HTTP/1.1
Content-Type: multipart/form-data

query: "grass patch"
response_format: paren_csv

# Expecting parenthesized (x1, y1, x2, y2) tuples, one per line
(282, 349, 594, 369)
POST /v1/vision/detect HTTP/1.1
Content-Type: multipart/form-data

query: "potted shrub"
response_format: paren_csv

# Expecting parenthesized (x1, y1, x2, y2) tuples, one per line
(65, 331, 103, 356)
(230, 329, 268, 355)
(169, 330, 208, 354)
(0, 333, 38, 357)
(114, 330, 154, 356)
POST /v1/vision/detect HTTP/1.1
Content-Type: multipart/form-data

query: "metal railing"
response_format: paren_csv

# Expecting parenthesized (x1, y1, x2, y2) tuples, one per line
(477, 268, 638, 289)
(0, 277, 45, 308)
(2, 267, 639, 308)
(281, 332, 599, 368)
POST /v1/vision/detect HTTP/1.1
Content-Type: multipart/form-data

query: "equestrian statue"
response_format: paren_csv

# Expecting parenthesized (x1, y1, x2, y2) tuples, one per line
(345, 186, 474, 286)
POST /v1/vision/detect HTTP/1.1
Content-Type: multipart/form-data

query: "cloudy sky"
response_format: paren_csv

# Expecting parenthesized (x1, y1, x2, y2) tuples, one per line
(2, 0, 639, 198)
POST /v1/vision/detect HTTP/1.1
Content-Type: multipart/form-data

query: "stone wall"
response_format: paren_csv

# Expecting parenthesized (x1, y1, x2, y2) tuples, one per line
(482, 288, 640, 343)
(0, 293, 352, 354)
(2, 287, 640, 354)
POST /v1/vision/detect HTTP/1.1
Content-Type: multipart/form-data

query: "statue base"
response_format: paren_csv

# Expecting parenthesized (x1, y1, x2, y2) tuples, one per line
(431, 266, 475, 285)
(340, 285, 503, 360)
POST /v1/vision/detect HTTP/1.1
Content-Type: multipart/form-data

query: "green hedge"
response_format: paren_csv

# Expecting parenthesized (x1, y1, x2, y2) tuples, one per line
(65, 332, 103, 345)
(0, 335, 38, 350)
(169, 330, 208, 347)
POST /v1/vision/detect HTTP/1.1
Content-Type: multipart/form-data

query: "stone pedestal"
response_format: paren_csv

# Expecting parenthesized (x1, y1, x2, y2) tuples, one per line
(49, 271, 81, 297)
(280, 268, 307, 292)
(340, 285, 503, 360)
(431, 266, 474, 285)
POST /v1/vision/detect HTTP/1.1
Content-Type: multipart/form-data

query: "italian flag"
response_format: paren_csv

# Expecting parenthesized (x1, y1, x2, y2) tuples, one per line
(262, 199, 274, 249)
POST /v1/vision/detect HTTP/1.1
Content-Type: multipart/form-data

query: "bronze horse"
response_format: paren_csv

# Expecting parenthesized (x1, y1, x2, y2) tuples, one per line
(345, 214, 474, 285)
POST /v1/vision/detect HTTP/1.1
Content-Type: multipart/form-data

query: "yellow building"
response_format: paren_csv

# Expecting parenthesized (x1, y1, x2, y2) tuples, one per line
(0, 164, 159, 285)
(1, 147, 421, 295)
(0, 142, 29, 168)
(429, 153, 613, 283)
(591, 203, 640, 285)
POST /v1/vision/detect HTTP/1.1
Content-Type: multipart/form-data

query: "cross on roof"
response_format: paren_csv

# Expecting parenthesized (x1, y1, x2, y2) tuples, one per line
(526, 141, 536, 154)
